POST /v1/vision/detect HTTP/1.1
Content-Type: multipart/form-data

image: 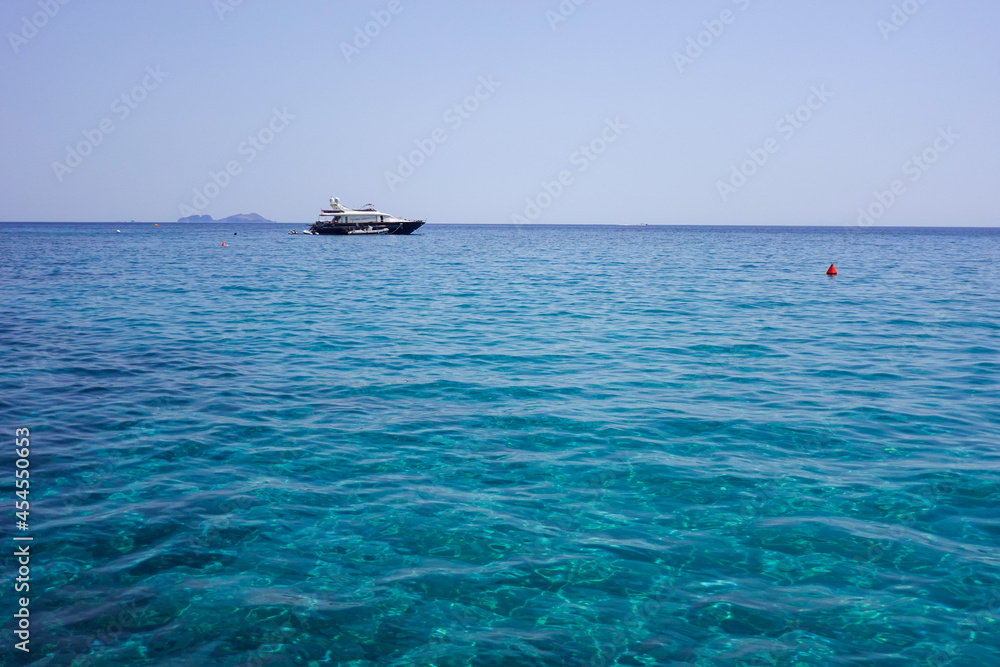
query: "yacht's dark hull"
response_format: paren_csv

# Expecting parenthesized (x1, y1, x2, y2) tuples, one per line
(311, 221, 425, 236)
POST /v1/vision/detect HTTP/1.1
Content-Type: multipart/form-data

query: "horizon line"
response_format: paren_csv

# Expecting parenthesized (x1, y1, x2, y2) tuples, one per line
(1, 221, 998, 229)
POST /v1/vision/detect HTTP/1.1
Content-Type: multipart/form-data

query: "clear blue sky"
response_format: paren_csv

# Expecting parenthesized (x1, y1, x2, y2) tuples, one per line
(2, 0, 998, 225)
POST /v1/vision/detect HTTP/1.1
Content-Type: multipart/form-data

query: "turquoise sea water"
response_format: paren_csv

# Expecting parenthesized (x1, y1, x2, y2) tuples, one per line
(1, 223, 999, 666)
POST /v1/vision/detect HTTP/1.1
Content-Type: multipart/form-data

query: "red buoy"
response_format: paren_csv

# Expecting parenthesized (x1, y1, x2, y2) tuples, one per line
(827, 264, 837, 275)
(222, 242, 227, 247)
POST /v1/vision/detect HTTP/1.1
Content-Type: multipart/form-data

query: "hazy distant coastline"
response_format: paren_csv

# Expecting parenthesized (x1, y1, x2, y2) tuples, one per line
(177, 213, 274, 223)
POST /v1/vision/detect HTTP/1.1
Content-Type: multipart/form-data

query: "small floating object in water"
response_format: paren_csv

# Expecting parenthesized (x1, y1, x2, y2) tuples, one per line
(222, 242, 227, 247)
(116, 230, 121, 233)
(154, 224, 159, 227)
(827, 264, 838, 276)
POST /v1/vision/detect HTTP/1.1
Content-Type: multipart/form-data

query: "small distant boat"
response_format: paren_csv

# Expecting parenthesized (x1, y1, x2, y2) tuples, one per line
(308, 197, 425, 236)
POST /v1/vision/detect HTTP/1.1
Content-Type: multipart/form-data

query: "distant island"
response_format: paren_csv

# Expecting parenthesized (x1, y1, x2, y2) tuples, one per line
(177, 213, 275, 223)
